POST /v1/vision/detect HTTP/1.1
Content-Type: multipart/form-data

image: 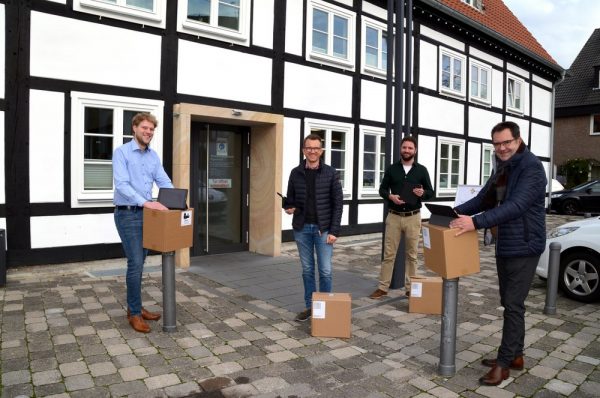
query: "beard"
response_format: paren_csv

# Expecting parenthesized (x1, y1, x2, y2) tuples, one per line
(401, 152, 414, 161)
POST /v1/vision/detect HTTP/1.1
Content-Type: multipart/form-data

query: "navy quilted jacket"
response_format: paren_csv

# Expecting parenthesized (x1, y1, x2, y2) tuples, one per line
(455, 147, 547, 257)
(285, 161, 344, 236)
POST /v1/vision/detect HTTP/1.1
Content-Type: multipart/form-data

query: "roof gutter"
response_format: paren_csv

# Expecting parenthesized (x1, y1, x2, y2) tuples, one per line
(420, 0, 564, 78)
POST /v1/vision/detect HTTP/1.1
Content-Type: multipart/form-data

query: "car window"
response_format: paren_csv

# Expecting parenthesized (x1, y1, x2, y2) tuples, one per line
(590, 182, 600, 193)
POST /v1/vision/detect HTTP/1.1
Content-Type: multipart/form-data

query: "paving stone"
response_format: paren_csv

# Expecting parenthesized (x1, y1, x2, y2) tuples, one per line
(109, 380, 149, 397)
(64, 374, 95, 391)
(220, 382, 260, 398)
(144, 373, 181, 390)
(59, 361, 89, 377)
(34, 381, 67, 397)
(69, 386, 111, 398)
(89, 361, 118, 377)
(163, 381, 201, 397)
(208, 362, 244, 376)
(119, 365, 149, 381)
(32, 369, 62, 386)
(545, 379, 577, 396)
(2, 370, 31, 386)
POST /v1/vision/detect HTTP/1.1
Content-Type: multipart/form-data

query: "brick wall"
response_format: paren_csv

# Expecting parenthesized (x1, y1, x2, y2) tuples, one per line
(554, 115, 600, 166)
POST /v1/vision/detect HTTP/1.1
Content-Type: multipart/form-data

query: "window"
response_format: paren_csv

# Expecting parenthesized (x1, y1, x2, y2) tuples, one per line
(179, 0, 251, 46)
(305, 119, 354, 197)
(74, 0, 166, 28)
(361, 17, 390, 76)
(359, 127, 386, 197)
(307, 0, 356, 69)
(592, 114, 600, 135)
(437, 138, 464, 195)
(71, 92, 164, 207)
(481, 144, 494, 184)
(462, 0, 483, 10)
(470, 60, 491, 104)
(439, 48, 466, 97)
(507, 74, 524, 113)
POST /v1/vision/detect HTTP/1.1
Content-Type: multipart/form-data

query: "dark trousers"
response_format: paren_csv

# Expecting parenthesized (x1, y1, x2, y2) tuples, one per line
(495, 255, 540, 368)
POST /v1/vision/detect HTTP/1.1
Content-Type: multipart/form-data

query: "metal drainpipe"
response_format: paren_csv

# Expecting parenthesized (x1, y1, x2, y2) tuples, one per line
(548, 71, 565, 212)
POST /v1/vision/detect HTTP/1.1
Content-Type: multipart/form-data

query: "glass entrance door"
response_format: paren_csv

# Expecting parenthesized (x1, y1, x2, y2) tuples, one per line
(191, 123, 249, 255)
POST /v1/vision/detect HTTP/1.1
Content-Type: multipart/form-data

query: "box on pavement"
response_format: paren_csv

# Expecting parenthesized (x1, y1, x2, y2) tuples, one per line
(311, 292, 351, 339)
(421, 222, 480, 279)
(408, 276, 442, 315)
(143, 208, 194, 252)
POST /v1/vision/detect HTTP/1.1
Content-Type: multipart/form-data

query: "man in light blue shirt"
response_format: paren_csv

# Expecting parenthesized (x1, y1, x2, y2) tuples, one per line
(113, 112, 173, 333)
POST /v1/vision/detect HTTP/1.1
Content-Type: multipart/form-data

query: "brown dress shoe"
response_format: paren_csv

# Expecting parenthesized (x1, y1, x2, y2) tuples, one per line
(369, 289, 388, 299)
(481, 355, 524, 370)
(479, 365, 509, 386)
(129, 315, 151, 333)
(127, 308, 161, 321)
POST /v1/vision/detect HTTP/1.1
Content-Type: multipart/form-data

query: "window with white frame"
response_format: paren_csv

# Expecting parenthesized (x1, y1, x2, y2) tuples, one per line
(481, 144, 494, 184)
(462, 0, 483, 11)
(305, 119, 354, 197)
(178, 0, 251, 46)
(361, 17, 389, 76)
(439, 48, 466, 97)
(359, 127, 386, 197)
(507, 74, 524, 113)
(70, 92, 164, 207)
(437, 138, 464, 195)
(307, 0, 356, 69)
(592, 114, 600, 135)
(470, 60, 491, 104)
(74, 0, 166, 28)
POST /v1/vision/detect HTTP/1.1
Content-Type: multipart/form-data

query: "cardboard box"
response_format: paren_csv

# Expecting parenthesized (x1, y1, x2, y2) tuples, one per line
(311, 292, 351, 339)
(422, 222, 480, 279)
(408, 276, 442, 315)
(143, 208, 194, 252)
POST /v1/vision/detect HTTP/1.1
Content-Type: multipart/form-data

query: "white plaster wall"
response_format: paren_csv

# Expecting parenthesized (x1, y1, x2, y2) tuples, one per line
(531, 123, 551, 158)
(0, 5, 4, 99)
(531, 85, 552, 123)
(420, 25, 465, 52)
(363, 1, 387, 20)
(468, 106, 501, 140)
(285, 0, 303, 56)
(469, 46, 502, 68)
(358, 203, 384, 224)
(281, 117, 301, 231)
(46, 0, 66, 3)
(30, 90, 64, 203)
(523, 80, 531, 117)
(532, 74, 552, 89)
(361, 80, 387, 122)
(0, 112, 4, 204)
(178, 40, 272, 105)
(30, 12, 161, 91)
(333, 0, 353, 7)
(467, 142, 482, 185)
(417, 134, 437, 192)
(284, 62, 352, 117)
(506, 115, 530, 144)
(491, 68, 503, 108)
(418, 94, 464, 135)
(342, 204, 349, 226)
(507, 62, 529, 79)
(419, 40, 438, 91)
(252, 0, 274, 49)
(30, 214, 120, 248)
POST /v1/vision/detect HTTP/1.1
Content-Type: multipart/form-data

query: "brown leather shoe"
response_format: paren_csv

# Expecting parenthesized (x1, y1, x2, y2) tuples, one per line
(479, 365, 509, 386)
(481, 355, 524, 370)
(369, 289, 388, 299)
(127, 308, 161, 321)
(129, 315, 150, 333)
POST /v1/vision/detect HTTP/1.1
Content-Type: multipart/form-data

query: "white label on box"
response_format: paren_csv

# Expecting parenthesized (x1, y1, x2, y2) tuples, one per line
(312, 300, 326, 319)
(181, 210, 192, 226)
(422, 227, 431, 249)
(411, 282, 423, 298)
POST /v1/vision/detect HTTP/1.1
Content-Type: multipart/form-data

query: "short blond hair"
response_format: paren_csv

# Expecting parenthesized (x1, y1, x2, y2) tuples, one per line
(131, 112, 158, 128)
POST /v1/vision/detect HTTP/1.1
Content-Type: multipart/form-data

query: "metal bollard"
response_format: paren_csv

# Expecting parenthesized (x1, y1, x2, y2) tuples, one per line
(162, 251, 177, 332)
(544, 242, 562, 315)
(438, 277, 459, 376)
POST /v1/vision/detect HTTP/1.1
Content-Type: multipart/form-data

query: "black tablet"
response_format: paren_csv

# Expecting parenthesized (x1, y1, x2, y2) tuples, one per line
(158, 188, 188, 210)
(424, 203, 459, 218)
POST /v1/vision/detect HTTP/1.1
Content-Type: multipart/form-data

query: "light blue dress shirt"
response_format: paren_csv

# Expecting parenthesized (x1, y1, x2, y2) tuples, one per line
(113, 139, 173, 206)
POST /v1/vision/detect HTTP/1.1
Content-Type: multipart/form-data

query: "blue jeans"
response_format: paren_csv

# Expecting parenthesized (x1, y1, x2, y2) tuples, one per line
(294, 224, 333, 309)
(114, 208, 147, 316)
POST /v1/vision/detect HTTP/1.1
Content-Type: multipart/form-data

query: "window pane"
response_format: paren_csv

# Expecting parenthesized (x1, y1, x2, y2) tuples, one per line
(453, 74, 461, 91)
(333, 36, 348, 58)
(442, 55, 450, 88)
(218, 0, 240, 30)
(451, 145, 460, 158)
(366, 26, 378, 48)
(481, 69, 488, 85)
(126, 0, 153, 10)
(188, 0, 211, 23)
(453, 59, 462, 90)
(366, 48, 378, 67)
(451, 160, 459, 173)
(122, 110, 137, 137)
(331, 151, 343, 168)
(311, 129, 326, 143)
(363, 171, 375, 187)
(471, 65, 478, 97)
(313, 9, 328, 32)
(84, 136, 113, 160)
(312, 31, 328, 53)
(440, 160, 448, 173)
(84, 163, 113, 190)
(483, 163, 490, 176)
(593, 114, 600, 133)
(481, 82, 488, 99)
(85, 107, 113, 135)
(451, 174, 459, 187)
(364, 135, 376, 152)
(363, 153, 375, 170)
(333, 15, 347, 38)
(382, 33, 388, 70)
(331, 131, 345, 150)
(440, 144, 448, 158)
(440, 174, 448, 188)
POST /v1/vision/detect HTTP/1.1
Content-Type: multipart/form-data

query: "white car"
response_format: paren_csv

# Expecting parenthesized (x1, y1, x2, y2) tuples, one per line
(536, 216, 600, 302)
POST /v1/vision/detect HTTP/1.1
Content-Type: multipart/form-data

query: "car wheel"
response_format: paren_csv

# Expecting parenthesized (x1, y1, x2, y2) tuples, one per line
(561, 200, 579, 215)
(558, 251, 600, 302)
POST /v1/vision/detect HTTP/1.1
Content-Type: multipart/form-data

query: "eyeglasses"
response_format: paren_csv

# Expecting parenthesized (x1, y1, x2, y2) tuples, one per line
(492, 138, 517, 149)
(303, 147, 322, 152)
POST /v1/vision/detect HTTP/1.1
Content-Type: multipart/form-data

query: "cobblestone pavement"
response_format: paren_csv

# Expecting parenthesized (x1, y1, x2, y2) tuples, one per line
(1, 215, 599, 397)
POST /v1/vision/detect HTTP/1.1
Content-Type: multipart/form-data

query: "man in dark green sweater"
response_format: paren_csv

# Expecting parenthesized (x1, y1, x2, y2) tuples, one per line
(369, 136, 434, 299)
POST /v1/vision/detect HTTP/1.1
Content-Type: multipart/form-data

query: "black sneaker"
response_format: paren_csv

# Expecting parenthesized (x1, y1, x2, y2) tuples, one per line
(295, 309, 311, 322)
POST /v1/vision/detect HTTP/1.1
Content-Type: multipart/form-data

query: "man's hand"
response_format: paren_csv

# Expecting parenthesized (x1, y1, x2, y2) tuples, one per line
(388, 194, 406, 206)
(326, 234, 337, 245)
(143, 201, 169, 211)
(449, 215, 475, 236)
(285, 207, 295, 215)
(412, 186, 425, 197)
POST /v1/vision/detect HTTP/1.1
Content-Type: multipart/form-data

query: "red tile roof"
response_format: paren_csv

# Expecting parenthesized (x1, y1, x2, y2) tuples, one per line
(437, 0, 557, 65)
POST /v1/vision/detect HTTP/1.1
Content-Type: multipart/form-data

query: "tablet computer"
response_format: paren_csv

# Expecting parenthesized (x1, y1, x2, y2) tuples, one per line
(158, 188, 188, 210)
(425, 203, 459, 218)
